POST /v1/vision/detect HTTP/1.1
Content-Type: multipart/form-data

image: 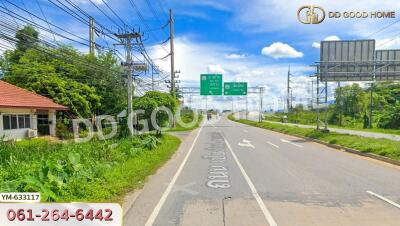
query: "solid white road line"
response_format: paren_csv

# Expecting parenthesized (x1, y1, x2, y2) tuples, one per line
(280, 138, 303, 148)
(222, 134, 278, 226)
(144, 125, 204, 226)
(367, 191, 400, 209)
(267, 141, 279, 149)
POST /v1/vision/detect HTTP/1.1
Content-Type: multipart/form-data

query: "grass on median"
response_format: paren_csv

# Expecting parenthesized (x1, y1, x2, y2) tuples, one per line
(0, 134, 181, 203)
(229, 114, 400, 161)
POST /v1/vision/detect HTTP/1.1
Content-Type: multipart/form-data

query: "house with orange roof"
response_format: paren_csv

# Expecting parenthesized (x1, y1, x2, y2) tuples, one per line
(0, 80, 68, 140)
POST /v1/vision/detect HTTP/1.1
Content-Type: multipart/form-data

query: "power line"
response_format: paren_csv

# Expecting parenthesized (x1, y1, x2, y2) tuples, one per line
(367, 19, 400, 38)
(88, 0, 123, 29)
(100, 0, 128, 28)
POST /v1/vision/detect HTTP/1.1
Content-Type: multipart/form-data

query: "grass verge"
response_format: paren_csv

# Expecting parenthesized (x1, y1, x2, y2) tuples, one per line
(265, 114, 400, 136)
(0, 134, 181, 203)
(229, 114, 400, 161)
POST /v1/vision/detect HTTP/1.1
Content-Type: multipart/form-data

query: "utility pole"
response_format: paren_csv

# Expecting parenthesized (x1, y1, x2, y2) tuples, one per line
(316, 69, 320, 130)
(287, 66, 291, 112)
(259, 87, 264, 122)
(115, 32, 141, 126)
(246, 95, 248, 120)
(324, 81, 328, 131)
(169, 9, 175, 96)
(338, 82, 342, 126)
(151, 65, 155, 91)
(89, 17, 95, 55)
(311, 80, 314, 109)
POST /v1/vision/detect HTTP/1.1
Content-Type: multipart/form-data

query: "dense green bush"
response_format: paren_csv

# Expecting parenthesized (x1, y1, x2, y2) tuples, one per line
(0, 134, 177, 202)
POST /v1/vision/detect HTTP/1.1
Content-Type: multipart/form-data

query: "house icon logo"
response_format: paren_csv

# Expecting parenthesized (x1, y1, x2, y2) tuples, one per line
(297, 6, 326, 24)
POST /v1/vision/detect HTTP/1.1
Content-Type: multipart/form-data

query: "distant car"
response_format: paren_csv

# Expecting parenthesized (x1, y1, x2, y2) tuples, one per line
(207, 112, 212, 120)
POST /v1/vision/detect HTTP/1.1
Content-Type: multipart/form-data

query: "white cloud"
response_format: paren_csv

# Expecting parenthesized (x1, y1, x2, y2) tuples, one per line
(207, 64, 226, 74)
(312, 42, 321, 49)
(261, 42, 303, 59)
(251, 70, 264, 75)
(324, 36, 341, 41)
(150, 36, 314, 111)
(225, 53, 247, 59)
(312, 35, 341, 48)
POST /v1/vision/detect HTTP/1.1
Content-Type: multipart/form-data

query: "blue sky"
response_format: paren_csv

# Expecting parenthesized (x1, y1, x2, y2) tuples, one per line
(2, 0, 400, 110)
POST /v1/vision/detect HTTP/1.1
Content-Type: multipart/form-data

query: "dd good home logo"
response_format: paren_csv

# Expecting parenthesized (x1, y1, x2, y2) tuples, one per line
(297, 5, 326, 24)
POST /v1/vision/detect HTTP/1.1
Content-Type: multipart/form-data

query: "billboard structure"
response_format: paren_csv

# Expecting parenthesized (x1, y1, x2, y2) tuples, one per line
(319, 39, 400, 81)
(316, 39, 400, 130)
(375, 49, 400, 81)
(319, 40, 375, 81)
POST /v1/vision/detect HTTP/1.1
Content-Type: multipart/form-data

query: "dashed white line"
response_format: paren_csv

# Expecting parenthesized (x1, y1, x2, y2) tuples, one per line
(267, 141, 279, 149)
(367, 191, 400, 209)
(243, 129, 249, 133)
(144, 125, 204, 226)
(280, 139, 303, 148)
(222, 134, 278, 226)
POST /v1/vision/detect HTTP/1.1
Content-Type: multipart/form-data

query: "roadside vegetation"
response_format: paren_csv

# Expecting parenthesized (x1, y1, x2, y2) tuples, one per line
(229, 115, 400, 161)
(0, 134, 180, 202)
(0, 26, 190, 203)
(265, 83, 400, 134)
(168, 107, 203, 132)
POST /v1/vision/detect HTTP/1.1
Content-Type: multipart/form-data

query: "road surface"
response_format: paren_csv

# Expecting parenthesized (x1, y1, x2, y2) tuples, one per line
(124, 116, 400, 226)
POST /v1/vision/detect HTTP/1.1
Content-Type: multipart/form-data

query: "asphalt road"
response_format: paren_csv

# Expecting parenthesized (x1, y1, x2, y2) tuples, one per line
(124, 116, 400, 226)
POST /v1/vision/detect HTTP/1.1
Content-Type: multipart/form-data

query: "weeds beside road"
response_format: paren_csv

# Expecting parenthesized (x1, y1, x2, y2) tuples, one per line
(229, 115, 400, 161)
(0, 134, 181, 203)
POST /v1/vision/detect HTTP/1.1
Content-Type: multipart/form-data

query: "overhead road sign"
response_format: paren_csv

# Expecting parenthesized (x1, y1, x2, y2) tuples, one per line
(200, 74, 223, 95)
(224, 82, 248, 95)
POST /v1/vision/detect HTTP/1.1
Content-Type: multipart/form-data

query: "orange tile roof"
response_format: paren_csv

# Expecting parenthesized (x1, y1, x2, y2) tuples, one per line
(0, 80, 68, 110)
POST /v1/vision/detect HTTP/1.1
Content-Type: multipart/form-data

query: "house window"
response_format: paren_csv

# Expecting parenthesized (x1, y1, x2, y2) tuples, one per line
(3, 114, 31, 130)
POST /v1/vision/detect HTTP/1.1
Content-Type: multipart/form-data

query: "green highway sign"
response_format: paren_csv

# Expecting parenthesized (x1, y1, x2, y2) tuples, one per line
(200, 74, 223, 95)
(224, 82, 248, 95)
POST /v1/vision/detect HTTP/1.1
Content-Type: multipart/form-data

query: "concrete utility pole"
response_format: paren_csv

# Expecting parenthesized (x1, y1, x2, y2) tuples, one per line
(89, 17, 95, 55)
(311, 80, 314, 109)
(287, 66, 291, 112)
(324, 81, 328, 131)
(169, 9, 175, 95)
(151, 65, 155, 91)
(316, 70, 320, 130)
(246, 95, 248, 120)
(259, 87, 264, 123)
(115, 32, 141, 121)
(338, 82, 342, 126)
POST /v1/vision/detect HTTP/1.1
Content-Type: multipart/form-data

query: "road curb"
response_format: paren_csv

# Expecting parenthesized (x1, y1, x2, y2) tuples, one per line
(298, 135, 400, 167)
(231, 118, 400, 167)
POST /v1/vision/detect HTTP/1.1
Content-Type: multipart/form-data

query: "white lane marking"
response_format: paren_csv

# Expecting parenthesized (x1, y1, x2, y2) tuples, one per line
(243, 129, 249, 133)
(144, 126, 204, 226)
(267, 141, 279, 149)
(367, 191, 400, 209)
(222, 134, 278, 226)
(280, 139, 303, 148)
(238, 139, 255, 149)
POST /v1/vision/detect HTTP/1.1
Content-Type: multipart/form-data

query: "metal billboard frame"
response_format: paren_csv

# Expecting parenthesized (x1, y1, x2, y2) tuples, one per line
(319, 40, 376, 82)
